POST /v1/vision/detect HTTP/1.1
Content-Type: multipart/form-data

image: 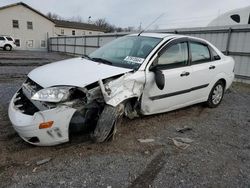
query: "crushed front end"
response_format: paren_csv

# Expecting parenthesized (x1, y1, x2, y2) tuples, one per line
(8, 78, 105, 146)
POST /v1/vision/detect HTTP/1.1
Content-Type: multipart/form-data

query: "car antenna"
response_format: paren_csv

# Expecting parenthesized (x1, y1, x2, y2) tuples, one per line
(138, 13, 165, 36)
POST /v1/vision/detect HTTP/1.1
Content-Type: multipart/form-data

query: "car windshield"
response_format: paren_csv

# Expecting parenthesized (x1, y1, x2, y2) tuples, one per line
(89, 36, 162, 70)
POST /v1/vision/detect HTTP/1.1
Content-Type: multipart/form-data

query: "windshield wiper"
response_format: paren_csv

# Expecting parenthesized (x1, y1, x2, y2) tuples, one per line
(82, 54, 92, 60)
(91, 58, 113, 65)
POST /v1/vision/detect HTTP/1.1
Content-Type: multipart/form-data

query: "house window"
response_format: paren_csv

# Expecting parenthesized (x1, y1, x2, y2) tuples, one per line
(27, 40, 33, 48)
(12, 20, 19, 28)
(89, 31, 92, 34)
(41, 40, 46, 48)
(82, 31, 85, 35)
(15, 39, 20, 47)
(27, 21, 33, 29)
(61, 29, 64, 35)
(72, 30, 75, 35)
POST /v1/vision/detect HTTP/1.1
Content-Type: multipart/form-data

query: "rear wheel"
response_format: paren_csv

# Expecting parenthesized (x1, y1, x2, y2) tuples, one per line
(4, 45, 12, 51)
(206, 80, 225, 108)
(91, 105, 123, 143)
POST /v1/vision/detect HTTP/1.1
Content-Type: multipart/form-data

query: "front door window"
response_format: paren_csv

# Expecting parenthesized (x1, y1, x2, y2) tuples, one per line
(157, 42, 188, 69)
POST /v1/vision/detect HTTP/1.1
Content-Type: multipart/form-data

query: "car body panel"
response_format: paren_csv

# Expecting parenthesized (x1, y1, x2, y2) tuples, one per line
(100, 71, 145, 106)
(28, 57, 133, 88)
(9, 92, 76, 146)
(141, 66, 193, 115)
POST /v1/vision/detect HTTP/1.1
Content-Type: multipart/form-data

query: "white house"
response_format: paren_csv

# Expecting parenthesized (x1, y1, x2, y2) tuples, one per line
(0, 2, 105, 51)
(54, 19, 105, 36)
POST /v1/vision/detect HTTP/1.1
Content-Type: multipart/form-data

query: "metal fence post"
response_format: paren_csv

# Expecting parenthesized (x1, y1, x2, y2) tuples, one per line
(82, 36, 84, 56)
(64, 37, 66, 53)
(97, 35, 100, 48)
(57, 37, 59, 52)
(225, 27, 232, 55)
(84, 36, 86, 55)
(73, 37, 76, 54)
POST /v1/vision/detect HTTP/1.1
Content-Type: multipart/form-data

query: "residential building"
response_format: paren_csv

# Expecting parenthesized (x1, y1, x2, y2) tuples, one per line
(54, 20, 104, 36)
(0, 2, 105, 51)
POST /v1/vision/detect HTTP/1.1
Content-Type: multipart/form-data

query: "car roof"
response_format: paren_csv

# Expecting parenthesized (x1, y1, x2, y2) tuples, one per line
(128, 32, 181, 39)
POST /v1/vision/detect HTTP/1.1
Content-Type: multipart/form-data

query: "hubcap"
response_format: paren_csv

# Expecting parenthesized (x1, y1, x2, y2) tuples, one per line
(6, 46, 11, 50)
(212, 84, 223, 105)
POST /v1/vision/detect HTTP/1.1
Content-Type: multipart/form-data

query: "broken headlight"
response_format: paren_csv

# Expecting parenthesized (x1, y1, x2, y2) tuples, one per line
(31, 87, 73, 103)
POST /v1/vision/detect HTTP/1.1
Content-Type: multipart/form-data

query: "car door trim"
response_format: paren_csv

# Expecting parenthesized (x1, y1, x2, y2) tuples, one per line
(149, 83, 209, 100)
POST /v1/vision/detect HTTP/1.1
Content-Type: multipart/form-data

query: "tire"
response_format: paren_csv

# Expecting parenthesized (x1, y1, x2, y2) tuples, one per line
(4, 45, 12, 51)
(206, 80, 225, 108)
(91, 105, 122, 143)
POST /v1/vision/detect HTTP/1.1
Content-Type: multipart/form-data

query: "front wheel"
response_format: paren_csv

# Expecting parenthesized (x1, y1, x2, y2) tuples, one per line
(206, 80, 225, 108)
(91, 105, 123, 143)
(4, 45, 12, 51)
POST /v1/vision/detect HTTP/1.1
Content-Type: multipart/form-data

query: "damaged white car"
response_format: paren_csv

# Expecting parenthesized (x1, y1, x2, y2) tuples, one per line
(8, 33, 235, 146)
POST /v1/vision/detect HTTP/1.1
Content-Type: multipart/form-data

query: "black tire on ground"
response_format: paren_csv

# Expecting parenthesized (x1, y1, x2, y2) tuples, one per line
(91, 105, 121, 143)
(206, 80, 225, 108)
(4, 45, 12, 51)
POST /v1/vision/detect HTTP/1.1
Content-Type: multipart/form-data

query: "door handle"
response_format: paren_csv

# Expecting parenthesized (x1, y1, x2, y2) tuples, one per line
(209, 65, 216, 69)
(180, 71, 190, 77)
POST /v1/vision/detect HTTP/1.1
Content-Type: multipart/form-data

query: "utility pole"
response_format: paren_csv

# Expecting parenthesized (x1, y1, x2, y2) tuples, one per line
(139, 22, 142, 31)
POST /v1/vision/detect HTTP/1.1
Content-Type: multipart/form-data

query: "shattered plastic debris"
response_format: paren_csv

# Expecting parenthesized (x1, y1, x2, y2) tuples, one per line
(32, 167, 38, 173)
(176, 126, 192, 133)
(36, 158, 51, 165)
(170, 137, 194, 149)
(174, 137, 194, 143)
(137, 138, 155, 143)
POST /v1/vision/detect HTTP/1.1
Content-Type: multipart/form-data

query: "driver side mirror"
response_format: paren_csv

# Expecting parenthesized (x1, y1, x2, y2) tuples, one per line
(150, 62, 165, 90)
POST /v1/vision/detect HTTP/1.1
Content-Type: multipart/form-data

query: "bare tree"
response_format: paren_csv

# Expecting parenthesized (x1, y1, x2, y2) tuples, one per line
(94, 18, 116, 33)
(47, 12, 62, 20)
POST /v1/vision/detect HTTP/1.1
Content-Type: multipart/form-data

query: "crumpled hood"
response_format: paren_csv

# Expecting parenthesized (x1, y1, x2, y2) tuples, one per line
(28, 57, 132, 88)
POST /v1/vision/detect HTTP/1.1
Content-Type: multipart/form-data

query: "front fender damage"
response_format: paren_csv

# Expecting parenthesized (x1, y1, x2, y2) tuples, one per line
(98, 71, 145, 107)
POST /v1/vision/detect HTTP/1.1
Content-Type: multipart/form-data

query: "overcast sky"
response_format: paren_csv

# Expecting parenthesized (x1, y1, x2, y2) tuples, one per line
(1, 0, 250, 29)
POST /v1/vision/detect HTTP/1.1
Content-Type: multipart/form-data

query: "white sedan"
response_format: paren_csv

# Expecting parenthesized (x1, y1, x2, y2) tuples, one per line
(8, 33, 235, 146)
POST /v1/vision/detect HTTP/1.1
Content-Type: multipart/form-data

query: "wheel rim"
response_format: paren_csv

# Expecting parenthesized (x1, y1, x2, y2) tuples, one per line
(212, 84, 223, 105)
(6, 46, 11, 50)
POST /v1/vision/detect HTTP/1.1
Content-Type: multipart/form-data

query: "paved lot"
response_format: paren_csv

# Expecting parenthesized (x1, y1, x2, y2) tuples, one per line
(0, 50, 73, 79)
(0, 52, 250, 187)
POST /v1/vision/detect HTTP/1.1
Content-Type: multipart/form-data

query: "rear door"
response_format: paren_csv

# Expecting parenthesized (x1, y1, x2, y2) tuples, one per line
(188, 40, 217, 101)
(141, 38, 193, 115)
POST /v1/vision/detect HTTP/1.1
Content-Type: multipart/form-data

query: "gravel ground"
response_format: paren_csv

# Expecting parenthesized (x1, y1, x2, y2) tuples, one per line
(0, 77, 249, 187)
(0, 53, 249, 187)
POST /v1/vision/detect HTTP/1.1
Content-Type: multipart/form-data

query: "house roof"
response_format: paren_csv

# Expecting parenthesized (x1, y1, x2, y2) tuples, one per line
(0, 2, 105, 32)
(0, 2, 54, 22)
(53, 19, 106, 32)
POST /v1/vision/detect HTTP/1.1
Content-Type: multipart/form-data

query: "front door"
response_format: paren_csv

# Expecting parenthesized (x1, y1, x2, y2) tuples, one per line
(141, 40, 193, 115)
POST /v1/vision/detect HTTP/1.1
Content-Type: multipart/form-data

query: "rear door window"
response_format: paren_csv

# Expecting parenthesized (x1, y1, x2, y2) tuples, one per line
(190, 42, 211, 64)
(0, 37, 5, 41)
